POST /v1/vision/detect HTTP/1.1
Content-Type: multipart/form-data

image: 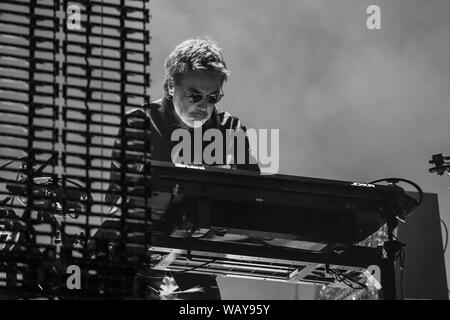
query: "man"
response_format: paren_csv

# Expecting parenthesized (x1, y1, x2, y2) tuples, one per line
(96, 39, 259, 299)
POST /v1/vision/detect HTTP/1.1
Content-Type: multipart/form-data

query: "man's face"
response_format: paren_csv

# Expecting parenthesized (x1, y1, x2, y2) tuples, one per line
(170, 70, 223, 128)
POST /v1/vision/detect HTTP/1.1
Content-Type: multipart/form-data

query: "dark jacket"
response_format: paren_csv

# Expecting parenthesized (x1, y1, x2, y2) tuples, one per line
(105, 96, 259, 206)
(96, 97, 259, 299)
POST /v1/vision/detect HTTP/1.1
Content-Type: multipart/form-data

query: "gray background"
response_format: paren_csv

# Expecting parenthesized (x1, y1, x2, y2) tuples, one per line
(148, 0, 450, 299)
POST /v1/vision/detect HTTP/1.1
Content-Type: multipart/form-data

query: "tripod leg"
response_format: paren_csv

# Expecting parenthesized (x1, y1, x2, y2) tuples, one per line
(379, 258, 397, 300)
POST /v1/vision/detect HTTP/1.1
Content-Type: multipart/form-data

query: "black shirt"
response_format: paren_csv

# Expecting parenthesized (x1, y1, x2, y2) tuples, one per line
(98, 97, 259, 299)
(106, 96, 259, 206)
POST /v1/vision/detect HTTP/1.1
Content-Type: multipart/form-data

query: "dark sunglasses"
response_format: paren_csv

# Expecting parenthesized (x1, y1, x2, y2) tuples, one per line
(180, 86, 224, 104)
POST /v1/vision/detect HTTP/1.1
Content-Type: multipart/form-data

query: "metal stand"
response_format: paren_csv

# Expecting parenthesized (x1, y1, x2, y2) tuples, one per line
(379, 217, 404, 300)
(150, 235, 399, 300)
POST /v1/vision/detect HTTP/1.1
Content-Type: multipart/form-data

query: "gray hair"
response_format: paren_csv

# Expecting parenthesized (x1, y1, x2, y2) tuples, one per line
(163, 38, 230, 98)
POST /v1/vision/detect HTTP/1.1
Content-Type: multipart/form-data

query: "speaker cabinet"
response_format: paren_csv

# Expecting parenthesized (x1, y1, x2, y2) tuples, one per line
(396, 192, 448, 300)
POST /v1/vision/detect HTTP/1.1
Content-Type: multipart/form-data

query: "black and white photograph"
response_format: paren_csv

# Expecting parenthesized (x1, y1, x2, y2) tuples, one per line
(0, 0, 449, 307)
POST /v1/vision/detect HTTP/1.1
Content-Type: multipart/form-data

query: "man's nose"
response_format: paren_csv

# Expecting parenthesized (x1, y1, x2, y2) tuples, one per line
(197, 97, 209, 109)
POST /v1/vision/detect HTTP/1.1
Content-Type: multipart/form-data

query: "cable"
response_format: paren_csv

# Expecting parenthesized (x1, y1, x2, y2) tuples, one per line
(180, 258, 217, 274)
(0, 156, 30, 171)
(0, 157, 31, 184)
(399, 245, 406, 300)
(369, 177, 424, 207)
(390, 232, 406, 299)
(0, 159, 17, 171)
(329, 268, 367, 290)
(441, 218, 448, 253)
(0, 197, 12, 206)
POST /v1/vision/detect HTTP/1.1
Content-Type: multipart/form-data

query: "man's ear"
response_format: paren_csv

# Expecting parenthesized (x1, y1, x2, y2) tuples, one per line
(167, 79, 175, 96)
